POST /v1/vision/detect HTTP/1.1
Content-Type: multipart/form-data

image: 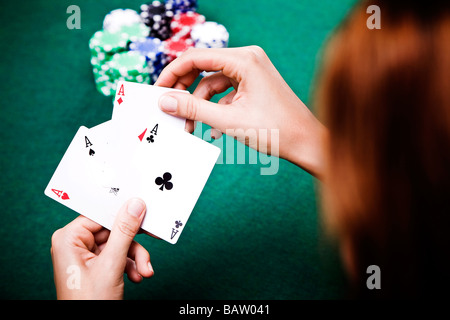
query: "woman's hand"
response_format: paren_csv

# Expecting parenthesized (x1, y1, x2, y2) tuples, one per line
(51, 198, 154, 300)
(156, 46, 327, 178)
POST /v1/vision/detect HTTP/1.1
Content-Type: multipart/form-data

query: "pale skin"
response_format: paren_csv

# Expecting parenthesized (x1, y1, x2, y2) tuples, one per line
(156, 46, 327, 178)
(50, 46, 326, 299)
(51, 198, 154, 299)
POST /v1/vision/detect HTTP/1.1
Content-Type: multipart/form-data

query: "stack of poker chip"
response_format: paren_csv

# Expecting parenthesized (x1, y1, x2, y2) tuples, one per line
(93, 51, 150, 96)
(89, 9, 152, 96)
(89, 30, 129, 95)
(140, 1, 174, 40)
(129, 37, 166, 83)
(162, 11, 204, 63)
(107, 51, 150, 90)
(89, 1, 229, 97)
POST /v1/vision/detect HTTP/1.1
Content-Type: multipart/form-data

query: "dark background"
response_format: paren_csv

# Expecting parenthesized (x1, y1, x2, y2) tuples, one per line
(0, 0, 356, 299)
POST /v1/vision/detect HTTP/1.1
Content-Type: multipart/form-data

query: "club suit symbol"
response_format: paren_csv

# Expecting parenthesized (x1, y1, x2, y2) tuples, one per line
(155, 172, 173, 191)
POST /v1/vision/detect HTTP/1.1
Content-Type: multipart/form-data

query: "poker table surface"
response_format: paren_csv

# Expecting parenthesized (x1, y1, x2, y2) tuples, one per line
(0, 0, 357, 299)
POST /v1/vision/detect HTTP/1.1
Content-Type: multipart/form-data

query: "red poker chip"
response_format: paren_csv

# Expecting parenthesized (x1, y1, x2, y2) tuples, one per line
(164, 37, 195, 62)
(170, 11, 205, 39)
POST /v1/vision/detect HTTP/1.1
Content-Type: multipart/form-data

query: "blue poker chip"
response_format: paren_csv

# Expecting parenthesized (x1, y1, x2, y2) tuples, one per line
(129, 37, 164, 62)
(129, 37, 167, 82)
(166, 0, 198, 14)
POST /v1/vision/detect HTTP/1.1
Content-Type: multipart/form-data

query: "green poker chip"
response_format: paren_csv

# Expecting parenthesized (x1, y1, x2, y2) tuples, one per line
(119, 23, 150, 43)
(89, 27, 153, 96)
(89, 30, 128, 54)
(108, 51, 148, 77)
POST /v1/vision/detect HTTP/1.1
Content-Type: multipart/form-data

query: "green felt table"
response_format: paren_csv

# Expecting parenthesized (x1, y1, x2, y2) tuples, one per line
(0, 0, 356, 299)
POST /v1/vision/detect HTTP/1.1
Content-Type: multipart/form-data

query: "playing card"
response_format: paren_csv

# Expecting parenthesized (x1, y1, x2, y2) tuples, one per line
(106, 81, 189, 188)
(89, 120, 119, 187)
(107, 82, 221, 243)
(112, 81, 187, 133)
(46, 82, 219, 244)
(110, 127, 221, 244)
(44, 126, 123, 229)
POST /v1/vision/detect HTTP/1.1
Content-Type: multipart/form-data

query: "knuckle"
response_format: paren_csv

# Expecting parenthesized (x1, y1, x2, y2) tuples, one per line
(184, 47, 196, 55)
(117, 220, 139, 240)
(249, 45, 265, 56)
(244, 45, 266, 64)
(179, 47, 197, 61)
(184, 96, 199, 120)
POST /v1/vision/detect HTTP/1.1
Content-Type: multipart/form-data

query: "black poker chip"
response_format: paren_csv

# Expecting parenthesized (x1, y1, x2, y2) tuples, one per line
(140, 1, 174, 40)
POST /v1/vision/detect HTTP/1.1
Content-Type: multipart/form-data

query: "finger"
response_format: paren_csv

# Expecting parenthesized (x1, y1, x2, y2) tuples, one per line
(171, 70, 200, 91)
(68, 215, 104, 234)
(99, 198, 146, 270)
(93, 241, 106, 256)
(193, 72, 235, 101)
(155, 47, 245, 89)
(88, 229, 109, 256)
(185, 119, 196, 133)
(218, 89, 236, 105)
(158, 92, 234, 131)
(127, 240, 153, 278)
(93, 228, 110, 245)
(53, 216, 104, 254)
(125, 258, 143, 283)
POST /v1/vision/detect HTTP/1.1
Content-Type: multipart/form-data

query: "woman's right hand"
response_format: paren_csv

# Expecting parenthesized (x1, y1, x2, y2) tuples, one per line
(155, 46, 327, 178)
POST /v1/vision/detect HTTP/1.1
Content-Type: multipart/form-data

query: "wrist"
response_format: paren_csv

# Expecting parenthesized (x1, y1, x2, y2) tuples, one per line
(283, 115, 328, 180)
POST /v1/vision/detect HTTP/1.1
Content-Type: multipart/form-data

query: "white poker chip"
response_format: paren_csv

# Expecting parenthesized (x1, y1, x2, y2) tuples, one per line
(103, 9, 142, 33)
(191, 21, 229, 48)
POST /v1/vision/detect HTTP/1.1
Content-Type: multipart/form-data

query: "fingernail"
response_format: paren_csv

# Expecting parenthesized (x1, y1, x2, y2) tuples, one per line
(127, 198, 146, 218)
(159, 95, 178, 112)
(211, 128, 222, 140)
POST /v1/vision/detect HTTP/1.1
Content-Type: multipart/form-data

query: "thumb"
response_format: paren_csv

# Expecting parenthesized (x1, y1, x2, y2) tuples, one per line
(100, 198, 146, 265)
(159, 92, 229, 130)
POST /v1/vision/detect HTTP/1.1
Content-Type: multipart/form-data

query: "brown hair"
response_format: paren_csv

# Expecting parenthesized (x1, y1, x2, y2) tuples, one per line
(315, 0, 450, 298)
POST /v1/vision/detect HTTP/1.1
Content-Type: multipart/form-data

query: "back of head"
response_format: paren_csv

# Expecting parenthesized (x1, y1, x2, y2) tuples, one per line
(315, 0, 450, 298)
